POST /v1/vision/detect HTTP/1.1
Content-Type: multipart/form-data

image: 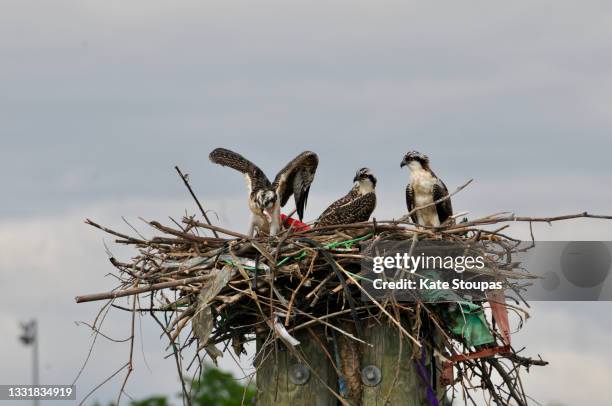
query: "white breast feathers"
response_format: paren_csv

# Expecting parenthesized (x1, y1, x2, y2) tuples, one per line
(410, 167, 440, 227)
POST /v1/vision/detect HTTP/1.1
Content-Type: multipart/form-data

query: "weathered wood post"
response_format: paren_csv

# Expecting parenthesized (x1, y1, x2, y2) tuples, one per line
(256, 320, 440, 406)
(256, 328, 338, 406)
(360, 319, 435, 406)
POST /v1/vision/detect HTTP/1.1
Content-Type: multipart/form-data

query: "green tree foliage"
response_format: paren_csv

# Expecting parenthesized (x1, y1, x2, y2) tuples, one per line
(124, 364, 255, 406)
(130, 396, 170, 406)
(188, 365, 255, 406)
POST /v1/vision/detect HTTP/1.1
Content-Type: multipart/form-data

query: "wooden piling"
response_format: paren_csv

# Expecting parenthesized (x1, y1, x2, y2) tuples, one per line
(256, 328, 338, 406)
(256, 320, 442, 405)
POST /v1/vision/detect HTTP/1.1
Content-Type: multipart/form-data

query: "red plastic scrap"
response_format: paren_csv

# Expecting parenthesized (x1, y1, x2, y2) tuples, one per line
(281, 214, 311, 232)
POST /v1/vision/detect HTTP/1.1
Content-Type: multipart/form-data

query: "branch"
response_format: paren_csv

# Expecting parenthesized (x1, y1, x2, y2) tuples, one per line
(85, 219, 147, 244)
(183, 218, 251, 240)
(175, 166, 219, 238)
(448, 211, 612, 230)
(75, 274, 213, 303)
(115, 296, 136, 405)
(503, 352, 549, 367)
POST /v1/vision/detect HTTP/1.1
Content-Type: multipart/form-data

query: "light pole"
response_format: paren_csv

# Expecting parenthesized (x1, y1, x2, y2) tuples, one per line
(19, 319, 39, 406)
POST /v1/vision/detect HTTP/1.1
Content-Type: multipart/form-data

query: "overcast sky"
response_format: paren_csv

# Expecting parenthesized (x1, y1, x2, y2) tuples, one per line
(1, 1, 612, 405)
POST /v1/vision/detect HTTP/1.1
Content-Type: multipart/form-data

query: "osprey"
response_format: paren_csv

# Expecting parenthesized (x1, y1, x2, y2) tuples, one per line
(209, 148, 318, 236)
(401, 151, 453, 227)
(316, 168, 377, 226)
(314, 168, 377, 406)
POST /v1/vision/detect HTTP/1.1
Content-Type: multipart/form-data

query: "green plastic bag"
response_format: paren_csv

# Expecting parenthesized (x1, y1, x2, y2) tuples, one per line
(417, 270, 494, 347)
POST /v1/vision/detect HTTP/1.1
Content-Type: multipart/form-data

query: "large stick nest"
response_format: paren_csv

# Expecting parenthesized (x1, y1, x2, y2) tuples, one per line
(76, 168, 612, 405)
(77, 210, 571, 405)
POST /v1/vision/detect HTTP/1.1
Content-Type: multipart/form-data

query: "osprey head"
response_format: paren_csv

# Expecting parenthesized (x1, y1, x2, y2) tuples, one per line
(353, 167, 377, 188)
(254, 189, 277, 210)
(400, 151, 429, 169)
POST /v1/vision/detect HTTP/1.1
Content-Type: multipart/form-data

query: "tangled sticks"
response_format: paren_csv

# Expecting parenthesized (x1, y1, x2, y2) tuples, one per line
(74, 170, 612, 405)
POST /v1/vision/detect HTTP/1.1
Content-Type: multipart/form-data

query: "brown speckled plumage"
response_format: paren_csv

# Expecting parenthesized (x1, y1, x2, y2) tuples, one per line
(316, 168, 377, 227)
(317, 192, 376, 226)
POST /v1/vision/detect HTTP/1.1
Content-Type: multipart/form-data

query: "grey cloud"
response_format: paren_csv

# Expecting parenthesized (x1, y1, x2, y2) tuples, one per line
(1, 1, 612, 404)
(2, 1, 612, 220)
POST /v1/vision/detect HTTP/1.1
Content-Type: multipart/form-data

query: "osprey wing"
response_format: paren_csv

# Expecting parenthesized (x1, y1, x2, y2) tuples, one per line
(209, 148, 271, 193)
(405, 183, 419, 224)
(432, 178, 453, 224)
(316, 192, 376, 226)
(319, 186, 359, 219)
(272, 151, 319, 220)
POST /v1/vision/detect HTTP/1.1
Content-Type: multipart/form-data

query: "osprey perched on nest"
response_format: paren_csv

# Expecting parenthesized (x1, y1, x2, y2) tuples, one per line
(313, 167, 377, 406)
(209, 148, 318, 236)
(316, 167, 377, 226)
(401, 151, 453, 227)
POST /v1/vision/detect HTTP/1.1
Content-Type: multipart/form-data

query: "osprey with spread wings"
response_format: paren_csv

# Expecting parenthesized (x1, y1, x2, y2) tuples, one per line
(209, 148, 318, 236)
